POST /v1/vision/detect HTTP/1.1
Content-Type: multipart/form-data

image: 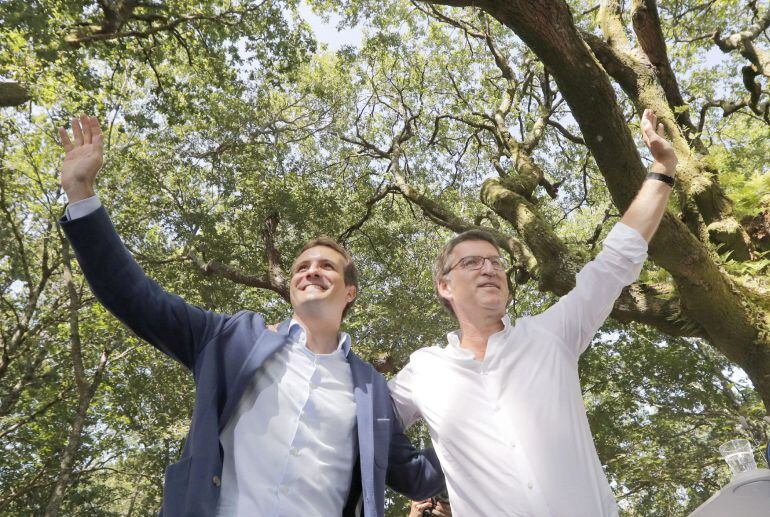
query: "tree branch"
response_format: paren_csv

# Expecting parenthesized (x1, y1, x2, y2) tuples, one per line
(187, 251, 290, 302)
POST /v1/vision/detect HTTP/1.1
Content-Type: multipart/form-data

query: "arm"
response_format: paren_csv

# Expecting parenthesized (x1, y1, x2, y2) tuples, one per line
(385, 363, 445, 500)
(533, 110, 674, 356)
(620, 109, 677, 241)
(58, 115, 229, 370)
(385, 405, 445, 501)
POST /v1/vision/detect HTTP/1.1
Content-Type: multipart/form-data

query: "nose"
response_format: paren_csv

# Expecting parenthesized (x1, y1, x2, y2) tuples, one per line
(480, 258, 497, 275)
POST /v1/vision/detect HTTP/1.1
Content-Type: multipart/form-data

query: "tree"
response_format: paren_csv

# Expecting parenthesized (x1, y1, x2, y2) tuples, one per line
(1, 0, 769, 515)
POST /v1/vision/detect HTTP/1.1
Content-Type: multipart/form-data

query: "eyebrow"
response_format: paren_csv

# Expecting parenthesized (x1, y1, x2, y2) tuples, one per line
(292, 258, 341, 271)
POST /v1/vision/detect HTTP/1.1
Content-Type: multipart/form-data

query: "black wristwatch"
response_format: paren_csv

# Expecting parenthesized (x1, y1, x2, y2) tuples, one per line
(646, 171, 675, 187)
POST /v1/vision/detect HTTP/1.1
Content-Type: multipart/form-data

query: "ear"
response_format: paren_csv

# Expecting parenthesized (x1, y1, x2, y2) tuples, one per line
(436, 276, 453, 302)
(345, 285, 357, 303)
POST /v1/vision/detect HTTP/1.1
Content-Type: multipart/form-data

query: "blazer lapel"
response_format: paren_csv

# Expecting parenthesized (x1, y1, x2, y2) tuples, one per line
(348, 351, 374, 513)
(219, 318, 292, 431)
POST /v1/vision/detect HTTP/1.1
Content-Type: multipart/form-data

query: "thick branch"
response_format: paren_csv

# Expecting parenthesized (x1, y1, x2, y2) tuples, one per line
(0, 82, 29, 107)
(612, 282, 707, 338)
(481, 178, 575, 292)
(188, 252, 290, 302)
(262, 213, 287, 294)
(65, 4, 264, 45)
(713, 5, 770, 120)
(630, 0, 704, 151)
(582, 28, 752, 258)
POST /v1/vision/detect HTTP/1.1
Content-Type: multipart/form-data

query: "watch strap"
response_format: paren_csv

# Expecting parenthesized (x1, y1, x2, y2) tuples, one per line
(646, 171, 675, 187)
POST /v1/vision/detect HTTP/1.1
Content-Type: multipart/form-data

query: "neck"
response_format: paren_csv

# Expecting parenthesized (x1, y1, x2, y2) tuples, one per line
(292, 313, 341, 354)
(456, 312, 505, 361)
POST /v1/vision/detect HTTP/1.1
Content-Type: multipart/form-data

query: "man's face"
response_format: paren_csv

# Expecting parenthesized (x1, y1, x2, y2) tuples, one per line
(289, 245, 355, 319)
(438, 240, 509, 318)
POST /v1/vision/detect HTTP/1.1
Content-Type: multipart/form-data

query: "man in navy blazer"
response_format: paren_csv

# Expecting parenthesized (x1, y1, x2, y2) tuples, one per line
(57, 115, 444, 516)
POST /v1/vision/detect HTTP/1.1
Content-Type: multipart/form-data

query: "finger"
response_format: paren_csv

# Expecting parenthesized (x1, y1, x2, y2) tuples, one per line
(657, 122, 666, 138)
(640, 123, 651, 146)
(80, 113, 92, 145)
(58, 127, 74, 152)
(89, 116, 102, 137)
(71, 117, 83, 146)
(90, 116, 104, 149)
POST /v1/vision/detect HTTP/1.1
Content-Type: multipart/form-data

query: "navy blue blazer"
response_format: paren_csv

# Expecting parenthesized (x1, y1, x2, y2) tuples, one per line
(60, 207, 444, 516)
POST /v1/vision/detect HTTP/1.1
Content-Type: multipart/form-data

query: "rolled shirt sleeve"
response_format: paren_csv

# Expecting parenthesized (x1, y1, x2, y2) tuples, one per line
(533, 221, 648, 358)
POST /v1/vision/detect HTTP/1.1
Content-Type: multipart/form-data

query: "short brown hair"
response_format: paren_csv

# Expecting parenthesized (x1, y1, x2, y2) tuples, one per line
(433, 230, 501, 319)
(292, 237, 359, 318)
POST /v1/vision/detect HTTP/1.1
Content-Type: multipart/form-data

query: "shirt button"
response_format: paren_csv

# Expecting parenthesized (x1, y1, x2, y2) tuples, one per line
(280, 485, 290, 495)
(212, 475, 221, 487)
(527, 481, 533, 490)
(510, 441, 516, 448)
(493, 405, 500, 412)
(290, 447, 300, 456)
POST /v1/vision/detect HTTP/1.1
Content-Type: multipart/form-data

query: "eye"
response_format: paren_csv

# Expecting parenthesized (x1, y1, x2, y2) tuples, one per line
(460, 256, 483, 269)
(488, 257, 503, 269)
(296, 264, 308, 272)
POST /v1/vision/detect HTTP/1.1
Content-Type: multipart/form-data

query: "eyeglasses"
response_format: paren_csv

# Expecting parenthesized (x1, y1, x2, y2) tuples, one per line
(445, 255, 509, 273)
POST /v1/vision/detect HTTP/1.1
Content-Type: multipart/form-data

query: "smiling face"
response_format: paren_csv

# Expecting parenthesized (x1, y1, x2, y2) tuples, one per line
(289, 245, 356, 323)
(437, 239, 510, 320)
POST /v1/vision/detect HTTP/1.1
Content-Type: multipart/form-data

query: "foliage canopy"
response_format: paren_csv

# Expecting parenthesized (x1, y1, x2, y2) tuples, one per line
(1, 0, 769, 515)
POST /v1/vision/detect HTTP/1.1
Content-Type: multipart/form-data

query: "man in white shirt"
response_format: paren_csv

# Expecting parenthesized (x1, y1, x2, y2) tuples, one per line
(388, 109, 677, 517)
(58, 115, 444, 516)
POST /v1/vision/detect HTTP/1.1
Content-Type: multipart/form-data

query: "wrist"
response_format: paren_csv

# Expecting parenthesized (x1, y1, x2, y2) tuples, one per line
(649, 161, 676, 177)
(65, 183, 96, 203)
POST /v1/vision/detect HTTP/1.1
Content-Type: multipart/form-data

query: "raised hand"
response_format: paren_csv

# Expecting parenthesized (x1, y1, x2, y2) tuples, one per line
(640, 109, 677, 175)
(59, 114, 104, 203)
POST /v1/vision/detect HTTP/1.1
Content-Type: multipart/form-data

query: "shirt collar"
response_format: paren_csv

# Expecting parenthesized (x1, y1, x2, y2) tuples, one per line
(289, 318, 351, 357)
(445, 314, 512, 359)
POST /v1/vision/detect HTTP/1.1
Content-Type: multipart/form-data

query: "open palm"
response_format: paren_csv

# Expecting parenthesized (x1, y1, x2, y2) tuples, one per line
(59, 115, 104, 195)
(640, 109, 677, 171)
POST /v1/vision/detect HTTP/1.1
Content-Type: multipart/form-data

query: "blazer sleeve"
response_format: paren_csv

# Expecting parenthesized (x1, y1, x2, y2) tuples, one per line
(384, 399, 446, 500)
(60, 206, 229, 371)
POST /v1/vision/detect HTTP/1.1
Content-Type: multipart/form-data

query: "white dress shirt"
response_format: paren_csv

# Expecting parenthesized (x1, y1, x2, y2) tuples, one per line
(389, 222, 648, 517)
(64, 198, 358, 516)
(217, 321, 358, 517)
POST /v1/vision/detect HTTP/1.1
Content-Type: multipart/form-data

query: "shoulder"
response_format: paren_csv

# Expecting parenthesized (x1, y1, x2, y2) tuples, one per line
(407, 345, 446, 368)
(206, 310, 267, 343)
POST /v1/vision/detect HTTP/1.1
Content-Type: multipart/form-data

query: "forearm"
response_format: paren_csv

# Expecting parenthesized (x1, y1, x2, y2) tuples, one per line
(65, 181, 95, 204)
(620, 168, 673, 242)
(386, 443, 445, 500)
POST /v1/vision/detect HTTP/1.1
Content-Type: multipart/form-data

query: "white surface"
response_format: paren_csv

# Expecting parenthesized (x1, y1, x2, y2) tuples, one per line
(690, 468, 770, 517)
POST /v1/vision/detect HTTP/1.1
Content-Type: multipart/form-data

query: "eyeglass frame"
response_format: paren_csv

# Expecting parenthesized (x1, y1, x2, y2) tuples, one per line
(443, 254, 510, 274)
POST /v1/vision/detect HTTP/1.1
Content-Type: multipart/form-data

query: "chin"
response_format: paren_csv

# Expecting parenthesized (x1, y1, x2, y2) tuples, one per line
(480, 302, 507, 315)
